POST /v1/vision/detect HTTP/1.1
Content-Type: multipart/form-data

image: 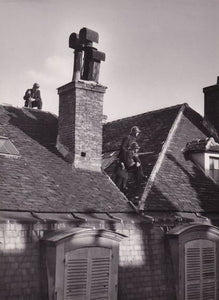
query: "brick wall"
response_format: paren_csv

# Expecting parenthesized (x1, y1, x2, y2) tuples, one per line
(57, 81, 107, 171)
(0, 218, 176, 300)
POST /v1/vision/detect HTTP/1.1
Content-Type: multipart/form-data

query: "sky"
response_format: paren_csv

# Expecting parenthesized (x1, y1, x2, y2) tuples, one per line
(0, 0, 219, 121)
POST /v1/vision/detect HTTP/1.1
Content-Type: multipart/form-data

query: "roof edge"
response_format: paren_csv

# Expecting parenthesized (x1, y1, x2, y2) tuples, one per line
(104, 104, 186, 125)
(139, 103, 188, 211)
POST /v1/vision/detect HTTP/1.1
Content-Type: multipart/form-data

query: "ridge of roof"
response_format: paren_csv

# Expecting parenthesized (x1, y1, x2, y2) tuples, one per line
(0, 104, 58, 118)
(105, 103, 187, 125)
(139, 103, 188, 210)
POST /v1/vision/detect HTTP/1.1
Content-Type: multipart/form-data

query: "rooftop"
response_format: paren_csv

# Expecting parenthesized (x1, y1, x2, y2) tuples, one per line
(0, 105, 131, 213)
(103, 103, 219, 212)
(1, 102, 219, 215)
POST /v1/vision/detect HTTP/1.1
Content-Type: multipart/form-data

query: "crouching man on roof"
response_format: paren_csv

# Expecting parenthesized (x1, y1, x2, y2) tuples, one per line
(23, 83, 42, 110)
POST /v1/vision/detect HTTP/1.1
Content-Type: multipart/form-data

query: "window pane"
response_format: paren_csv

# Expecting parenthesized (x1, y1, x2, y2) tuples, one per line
(209, 158, 214, 170)
(209, 157, 219, 170)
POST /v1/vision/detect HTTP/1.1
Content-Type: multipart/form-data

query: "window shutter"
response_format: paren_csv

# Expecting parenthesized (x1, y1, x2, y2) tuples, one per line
(64, 249, 89, 300)
(185, 240, 216, 300)
(90, 254, 110, 299)
(185, 246, 201, 299)
(64, 247, 111, 300)
(202, 246, 216, 300)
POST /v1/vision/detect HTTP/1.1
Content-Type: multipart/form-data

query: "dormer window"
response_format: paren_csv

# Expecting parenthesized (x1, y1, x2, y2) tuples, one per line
(0, 136, 20, 157)
(209, 156, 219, 183)
(184, 137, 219, 184)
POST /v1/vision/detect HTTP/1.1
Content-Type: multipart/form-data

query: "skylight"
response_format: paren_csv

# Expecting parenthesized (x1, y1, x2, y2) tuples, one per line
(0, 136, 20, 157)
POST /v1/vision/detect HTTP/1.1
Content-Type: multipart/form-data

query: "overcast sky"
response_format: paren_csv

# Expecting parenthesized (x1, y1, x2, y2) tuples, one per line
(0, 0, 219, 121)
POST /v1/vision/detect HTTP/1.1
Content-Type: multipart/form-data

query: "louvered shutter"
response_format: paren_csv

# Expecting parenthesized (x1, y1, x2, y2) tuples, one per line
(64, 249, 89, 300)
(202, 246, 216, 300)
(185, 240, 216, 300)
(90, 249, 111, 300)
(185, 246, 201, 299)
(64, 247, 111, 300)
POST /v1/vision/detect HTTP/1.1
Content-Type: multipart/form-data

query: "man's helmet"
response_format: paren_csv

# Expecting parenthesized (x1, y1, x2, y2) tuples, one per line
(130, 126, 141, 134)
(33, 83, 40, 88)
(129, 142, 140, 150)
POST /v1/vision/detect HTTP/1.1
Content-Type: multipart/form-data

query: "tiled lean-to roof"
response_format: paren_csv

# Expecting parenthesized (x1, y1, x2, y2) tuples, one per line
(0, 105, 131, 213)
(103, 104, 219, 212)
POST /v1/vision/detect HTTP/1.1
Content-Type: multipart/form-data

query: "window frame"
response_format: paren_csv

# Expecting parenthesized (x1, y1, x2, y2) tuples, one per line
(0, 136, 20, 157)
(209, 155, 219, 184)
(41, 228, 125, 300)
(64, 247, 112, 299)
(168, 224, 219, 300)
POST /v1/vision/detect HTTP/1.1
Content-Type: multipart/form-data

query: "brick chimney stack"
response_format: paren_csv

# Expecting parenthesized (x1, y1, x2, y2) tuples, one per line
(56, 28, 107, 172)
(203, 76, 219, 135)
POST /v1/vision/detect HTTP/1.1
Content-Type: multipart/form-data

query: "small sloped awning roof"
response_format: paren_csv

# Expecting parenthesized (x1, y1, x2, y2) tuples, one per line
(167, 223, 219, 237)
(42, 228, 126, 245)
(184, 137, 219, 154)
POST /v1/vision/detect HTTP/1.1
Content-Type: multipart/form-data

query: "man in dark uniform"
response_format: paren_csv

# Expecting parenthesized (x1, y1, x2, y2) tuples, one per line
(118, 126, 141, 168)
(23, 83, 42, 109)
(126, 142, 145, 187)
(115, 161, 128, 192)
(115, 126, 145, 190)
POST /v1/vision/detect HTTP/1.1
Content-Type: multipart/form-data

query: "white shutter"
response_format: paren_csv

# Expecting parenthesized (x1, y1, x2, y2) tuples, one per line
(185, 240, 216, 300)
(64, 247, 111, 300)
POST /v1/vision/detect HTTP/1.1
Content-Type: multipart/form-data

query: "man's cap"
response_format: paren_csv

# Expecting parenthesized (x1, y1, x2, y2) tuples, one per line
(130, 126, 141, 134)
(33, 83, 40, 88)
(129, 142, 140, 150)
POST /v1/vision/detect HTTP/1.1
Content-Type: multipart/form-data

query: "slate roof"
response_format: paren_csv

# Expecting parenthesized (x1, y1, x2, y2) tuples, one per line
(2, 101, 219, 215)
(103, 104, 219, 213)
(103, 104, 182, 180)
(0, 105, 131, 213)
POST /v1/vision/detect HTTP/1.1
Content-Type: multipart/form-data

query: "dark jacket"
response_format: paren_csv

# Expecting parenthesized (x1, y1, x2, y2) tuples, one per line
(118, 135, 137, 167)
